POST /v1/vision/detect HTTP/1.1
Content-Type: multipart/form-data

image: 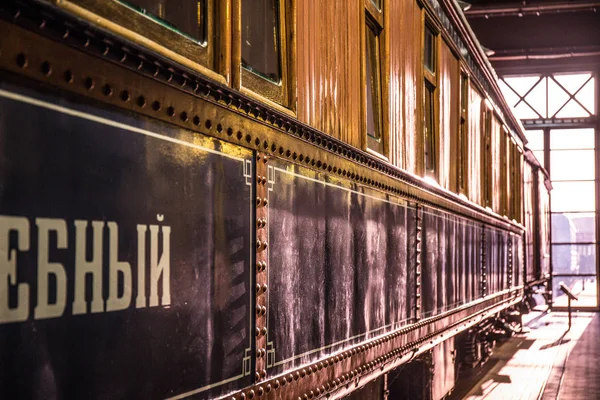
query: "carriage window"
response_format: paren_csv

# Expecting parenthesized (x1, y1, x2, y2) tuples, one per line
(365, 20, 384, 153)
(242, 0, 282, 83)
(119, 0, 207, 43)
(481, 107, 493, 207)
(423, 20, 438, 176)
(424, 25, 436, 74)
(424, 82, 436, 172)
(364, 0, 385, 155)
(458, 72, 469, 192)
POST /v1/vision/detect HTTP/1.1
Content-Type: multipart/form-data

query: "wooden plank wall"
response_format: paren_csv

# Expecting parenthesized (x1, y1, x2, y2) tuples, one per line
(438, 40, 460, 191)
(296, 0, 363, 149)
(468, 85, 483, 205)
(388, 0, 422, 173)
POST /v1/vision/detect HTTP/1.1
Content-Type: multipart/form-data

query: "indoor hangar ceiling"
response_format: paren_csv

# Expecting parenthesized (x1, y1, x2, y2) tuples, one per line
(463, 0, 600, 75)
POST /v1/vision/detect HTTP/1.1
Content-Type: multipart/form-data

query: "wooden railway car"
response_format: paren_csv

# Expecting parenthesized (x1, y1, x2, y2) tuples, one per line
(0, 0, 550, 399)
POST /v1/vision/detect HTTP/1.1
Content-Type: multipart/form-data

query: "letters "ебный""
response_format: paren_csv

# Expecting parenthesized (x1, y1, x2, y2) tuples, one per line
(0, 216, 171, 324)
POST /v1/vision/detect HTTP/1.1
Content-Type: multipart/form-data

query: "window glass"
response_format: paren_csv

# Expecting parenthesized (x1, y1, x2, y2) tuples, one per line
(525, 129, 544, 151)
(551, 181, 595, 212)
(503, 76, 540, 97)
(369, 0, 381, 10)
(424, 82, 436, 171)
(533, 150, 544, 166)
(552, 276, 597, 307)
(120, 0, 207, 43)
(424, 26, 435, 73)
(550, 149, 595, 181)
(551, 128, 595, 150)
(553, 245, 596, 274)
(458, 73, 468, 190)
(499, 79, 519, 108)
(576, 78, 595, 114)
(552, 212, 596, 243)
(242, 0, 281, 83)
(513, 102, 539, 120)
(366, 23, 383, 149)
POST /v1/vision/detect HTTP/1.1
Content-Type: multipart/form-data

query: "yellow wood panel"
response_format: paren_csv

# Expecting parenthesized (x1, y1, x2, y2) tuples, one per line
(438, 40, 459, 191)
(297, 0, 362, 149)
(491, 115, 502, 212)
(388, 0, 421, 172)
(468, 85, 482, 205)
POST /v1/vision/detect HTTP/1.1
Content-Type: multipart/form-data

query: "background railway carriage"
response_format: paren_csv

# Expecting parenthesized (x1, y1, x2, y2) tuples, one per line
(0, 0, 550, 399)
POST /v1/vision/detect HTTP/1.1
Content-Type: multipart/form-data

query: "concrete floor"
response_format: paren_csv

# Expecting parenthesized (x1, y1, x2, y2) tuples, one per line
(448, 310, 598, 400)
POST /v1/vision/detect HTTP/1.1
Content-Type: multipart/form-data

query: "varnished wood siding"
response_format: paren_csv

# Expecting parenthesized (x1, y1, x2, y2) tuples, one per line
(388, 0, 421, 173)
(468, 85, 482, 205)
(491, 115, 502, 213)
(438, 40, 459, 191)
(297, 0, 362, 149)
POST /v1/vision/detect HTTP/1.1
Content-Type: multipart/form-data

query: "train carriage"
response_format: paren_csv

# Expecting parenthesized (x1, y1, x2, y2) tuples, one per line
(0, 0, 550, 399)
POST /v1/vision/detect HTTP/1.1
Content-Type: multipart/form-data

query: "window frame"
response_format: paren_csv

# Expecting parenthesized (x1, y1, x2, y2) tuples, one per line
(457, 69, 469, 195)
(59, 0, 225, 82)
(362, 0, 387, 158)
(235, 0, 296, 113)
(422, 15, 440, 178)
(481, 101, 493, 208)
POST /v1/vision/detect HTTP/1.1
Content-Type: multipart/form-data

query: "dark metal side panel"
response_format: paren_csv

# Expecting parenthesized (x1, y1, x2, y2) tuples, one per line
(266, 158, 416, 373)
(421, 207, 483, 318)
(0, 83, 254, 399)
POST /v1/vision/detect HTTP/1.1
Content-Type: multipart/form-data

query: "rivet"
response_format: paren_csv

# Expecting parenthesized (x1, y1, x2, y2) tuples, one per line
(256, 283, 262, 293)
(84, 77, 95, 90)
(16, 53, 27, 68)
(103, 84, 113, 96)
(261, 369, 267, 378)
(263, 199, 269, 207)
(255, 327, 261, 337)
(300, 369, 306, 378)
(41, 61, 52, 76)
(180, 111, 188, 122)
(255, 372, 260, 380)
(294, 372, 300, 380)
(261, 327, 267, 336)
(167, 106, 175, 117)
(256, 305, 262, 315)
(287, 374, 293, 383)
(265, 384, 271, 393)
(247, 390, 255, 399)
(273, 380, 280, 389)
(120, 90, 130, 102)
(152, 101, 161, 111)
(64, 70, 74, 83)
(257, 387, 264, 396)
(137, 95, 146, 107)
(261, 306, 266, 315)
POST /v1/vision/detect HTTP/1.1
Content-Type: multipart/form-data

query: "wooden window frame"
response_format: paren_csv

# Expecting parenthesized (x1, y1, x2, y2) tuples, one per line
(234, 0, 297, 113)
(422, 16, 439, 179)
(362, 0, 387, 158)
(500, 125, 509, 216)
(58, 0, 226, 83)
(457, 69, 469, 195)
(481, 101, 493, 208)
